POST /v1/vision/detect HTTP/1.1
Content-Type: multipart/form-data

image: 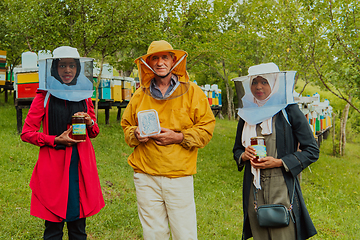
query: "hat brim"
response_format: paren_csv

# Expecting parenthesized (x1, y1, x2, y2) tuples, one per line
(232, 71, 289, 82)
(42, 56, 93, 62)
(135, 49, 187, 64)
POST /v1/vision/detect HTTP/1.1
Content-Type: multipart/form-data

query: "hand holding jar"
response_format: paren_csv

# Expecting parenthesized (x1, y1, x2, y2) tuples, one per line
(72, 112, 92, 140)
(249, 136, 282, 169)
(73, 112, 92, 126)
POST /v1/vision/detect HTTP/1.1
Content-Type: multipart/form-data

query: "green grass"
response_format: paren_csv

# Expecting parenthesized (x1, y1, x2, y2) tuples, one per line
(300, 139, 360, 239)
(0, 92, 359, 239)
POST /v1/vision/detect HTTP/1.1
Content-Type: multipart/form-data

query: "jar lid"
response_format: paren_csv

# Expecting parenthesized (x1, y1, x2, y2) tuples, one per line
(250, 136, 265, 139)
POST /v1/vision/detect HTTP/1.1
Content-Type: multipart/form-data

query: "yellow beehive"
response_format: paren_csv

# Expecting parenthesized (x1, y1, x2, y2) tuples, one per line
(17, 72, 39, 84)
(123, 81, 132, 89)
(0, 50, 6, 57)
(122, 88, 132, 101)
(14, 70, 39, 99)
(111, 79, 122, 102)
(0, 69, 5, 85)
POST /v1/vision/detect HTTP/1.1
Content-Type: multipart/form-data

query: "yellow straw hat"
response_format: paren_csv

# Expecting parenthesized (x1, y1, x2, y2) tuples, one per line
(135, 40, 189, 87)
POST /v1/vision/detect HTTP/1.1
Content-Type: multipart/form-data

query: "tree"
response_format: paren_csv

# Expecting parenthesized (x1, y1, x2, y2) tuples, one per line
(306, 0, 359, 154)
(3, 0, 163, 118)
(0, 1, 29, 81)
(159, 0, 256, 119)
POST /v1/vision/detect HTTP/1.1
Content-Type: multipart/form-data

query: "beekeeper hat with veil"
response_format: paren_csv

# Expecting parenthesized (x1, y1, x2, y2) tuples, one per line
(134, 40, 190, 100)
(232, 62, 297, 126)
(38, 46, 94, 103)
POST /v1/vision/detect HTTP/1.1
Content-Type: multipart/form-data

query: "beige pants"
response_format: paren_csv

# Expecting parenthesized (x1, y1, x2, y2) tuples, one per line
(133, 172, 197, 240)
(248, 168, 296, 240)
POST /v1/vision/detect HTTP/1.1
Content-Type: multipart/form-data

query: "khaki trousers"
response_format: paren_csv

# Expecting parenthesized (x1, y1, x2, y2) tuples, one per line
(133, 172, 197, 240)
(248, 168, 296, 240)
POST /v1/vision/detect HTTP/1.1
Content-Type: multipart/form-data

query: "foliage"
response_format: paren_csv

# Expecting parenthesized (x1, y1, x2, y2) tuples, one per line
(0, 0, 28, 75)
(2, 0, 360, 156)
(302, 0, 360, 110)
(2, 0, 360, 116)
(296, 78, 360, 147)
(1, 0, 162, 74)
(158, 0, 253, 119)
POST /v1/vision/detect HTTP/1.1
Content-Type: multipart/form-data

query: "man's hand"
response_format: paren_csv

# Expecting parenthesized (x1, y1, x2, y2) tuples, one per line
(150, 127, 183, 146)
(134, 127, 150, 143)
(54, 126, 85, 146)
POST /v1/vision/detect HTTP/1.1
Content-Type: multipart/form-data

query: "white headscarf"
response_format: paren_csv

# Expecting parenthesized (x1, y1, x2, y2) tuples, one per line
(234, 63, 294, 126)
(249, 73, 279, 107)
(242, 73, 280, 147)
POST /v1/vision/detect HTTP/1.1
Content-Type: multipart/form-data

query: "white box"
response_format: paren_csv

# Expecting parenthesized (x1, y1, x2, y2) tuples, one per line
(137, 109, 161, 137)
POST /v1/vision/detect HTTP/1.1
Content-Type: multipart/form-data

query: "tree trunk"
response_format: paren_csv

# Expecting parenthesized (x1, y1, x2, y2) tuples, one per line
(332, 112, 336, 156)
(119, 70, 132, 77)
(204, 61, 235, 120)
(339, 95, 352, 155)
(224, 81, 233, 120)
(221, 60, 234, 120)
(94, 57, 105, 121)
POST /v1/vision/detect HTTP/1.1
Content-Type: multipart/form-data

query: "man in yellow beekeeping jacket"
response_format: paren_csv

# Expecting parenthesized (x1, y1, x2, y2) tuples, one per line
(121, 40, 215, 240)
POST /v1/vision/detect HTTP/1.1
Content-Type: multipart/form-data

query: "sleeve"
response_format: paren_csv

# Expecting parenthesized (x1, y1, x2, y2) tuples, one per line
(233, 118, 246, 172)
(179, 89, 216, 150)
(86, 98, 100, 138)
(121, 100, 141, 148)
(281, 104, 319, 177)
(20, 92, 56, 147)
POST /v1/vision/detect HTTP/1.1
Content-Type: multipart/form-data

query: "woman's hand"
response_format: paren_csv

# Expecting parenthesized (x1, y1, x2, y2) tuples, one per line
(241, 146, 257, 162)
(250, 156, 283, 169)
(54, 126, 85, 146)
(74, 112, 92, 126)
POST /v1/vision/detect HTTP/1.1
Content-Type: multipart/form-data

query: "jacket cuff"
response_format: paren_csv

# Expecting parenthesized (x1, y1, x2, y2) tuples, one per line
(128, 127, 141, 147)
(46, 135, 57, 147)
(87, 119, 95, 128)
(238, 153, 245, 166)
(281, 159, 290, 172)
(179, 131, 191, 150)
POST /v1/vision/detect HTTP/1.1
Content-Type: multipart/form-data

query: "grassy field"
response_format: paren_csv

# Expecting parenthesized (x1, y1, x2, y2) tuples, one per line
(0, 92, 359, 239)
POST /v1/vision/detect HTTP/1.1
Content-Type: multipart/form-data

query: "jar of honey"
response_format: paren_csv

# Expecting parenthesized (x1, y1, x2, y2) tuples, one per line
(71, 115, 86, 140)
(250, 136, 267, 160)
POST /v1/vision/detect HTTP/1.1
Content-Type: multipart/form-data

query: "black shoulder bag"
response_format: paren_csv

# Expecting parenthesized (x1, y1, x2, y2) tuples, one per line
(253, 179, 296, 228)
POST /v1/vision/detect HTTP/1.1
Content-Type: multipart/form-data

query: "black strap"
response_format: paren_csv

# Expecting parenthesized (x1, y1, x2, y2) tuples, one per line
(253, 177, 296, 211)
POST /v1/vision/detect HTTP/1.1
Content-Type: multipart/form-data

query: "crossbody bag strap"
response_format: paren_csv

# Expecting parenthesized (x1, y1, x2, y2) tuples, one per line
(289, 178, 296, 211)
(253, 178, 296, 212)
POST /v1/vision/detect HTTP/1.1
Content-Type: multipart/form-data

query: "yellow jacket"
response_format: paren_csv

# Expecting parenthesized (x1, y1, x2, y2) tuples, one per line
(121, 81, 215, 178)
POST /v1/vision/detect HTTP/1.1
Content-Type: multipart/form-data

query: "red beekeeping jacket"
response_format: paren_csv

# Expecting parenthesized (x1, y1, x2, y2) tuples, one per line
(21, 90, 105, 222)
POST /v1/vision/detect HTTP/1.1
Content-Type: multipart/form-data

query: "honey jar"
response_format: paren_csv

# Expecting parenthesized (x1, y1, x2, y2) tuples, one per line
(250, 136, 267, 160)
(71, 115, 86, 140)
